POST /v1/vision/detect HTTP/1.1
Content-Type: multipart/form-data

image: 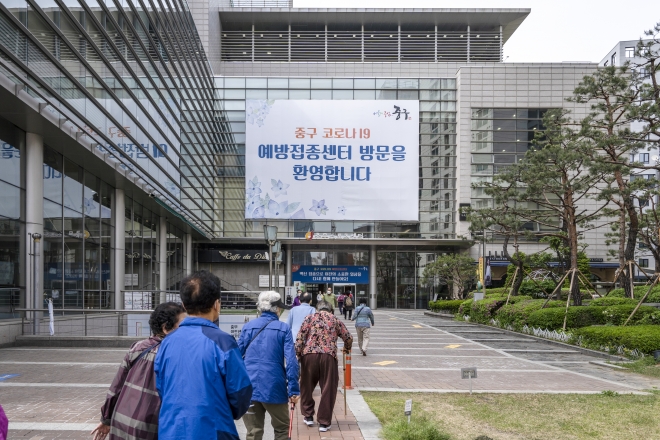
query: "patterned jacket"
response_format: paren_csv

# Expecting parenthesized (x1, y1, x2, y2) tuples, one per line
(101, 335, 163, 440)
(295, 311, 353, 359)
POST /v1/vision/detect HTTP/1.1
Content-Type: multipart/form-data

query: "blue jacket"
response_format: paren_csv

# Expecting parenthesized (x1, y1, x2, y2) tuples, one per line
(285, 303, 316, 338)
(351, 304, 375, 328)
(237, 311, 300, 404)
(154, 317, 253, 440)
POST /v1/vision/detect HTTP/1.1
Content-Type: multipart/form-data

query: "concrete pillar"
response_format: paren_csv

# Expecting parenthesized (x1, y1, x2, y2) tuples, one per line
(185, 233, 193, 276)
(113, 188, 125, 309)
(285, 244, 292, 286)
(159, 217, 167, 304)
(369, 245, 377, 310)
(24, 133, 43, 312)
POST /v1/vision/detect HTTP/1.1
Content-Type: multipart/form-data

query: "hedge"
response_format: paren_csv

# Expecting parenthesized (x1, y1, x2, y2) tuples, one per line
(469, 296, 510, 324)
(494, 299, 563, 330)
(607, 285, 660, 302)
(571, 325, 660, 355)
(589, 297, 638, 307)
(428, 300, 465, 314)
(518, 280, 557, 298)
(526, 305, 660, 330)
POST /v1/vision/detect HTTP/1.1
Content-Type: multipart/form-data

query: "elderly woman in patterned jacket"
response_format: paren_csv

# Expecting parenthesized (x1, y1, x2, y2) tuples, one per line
(91, 302, 186, 440)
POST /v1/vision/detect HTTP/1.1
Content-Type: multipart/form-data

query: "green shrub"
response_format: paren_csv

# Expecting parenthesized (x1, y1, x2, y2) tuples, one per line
(571, 325, 660, 355)
(589, 297, 638, 307)
(606, 288, 626, 298)
(458, 299, 474, 316)
(527, 306, 606, 330)
(485, 287, 507, 296)
(519, 280, 557, 298)
(526, 304, 660, 329)
(601, 305, 660, 326)
(429, 299, 465, 314)
(470, 297, 508, 324)
(382, 418, 450, 440)
(603, 285, 660, 300)
(495, 299, 563, 330)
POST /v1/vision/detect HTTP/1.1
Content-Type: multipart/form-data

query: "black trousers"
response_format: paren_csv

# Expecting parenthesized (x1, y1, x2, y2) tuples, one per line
(344, 308, 353, 319)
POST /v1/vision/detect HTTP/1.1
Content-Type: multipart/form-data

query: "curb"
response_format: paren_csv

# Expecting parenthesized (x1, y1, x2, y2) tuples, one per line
(423, 311, 630, 362)
(345, 389, 383, 440)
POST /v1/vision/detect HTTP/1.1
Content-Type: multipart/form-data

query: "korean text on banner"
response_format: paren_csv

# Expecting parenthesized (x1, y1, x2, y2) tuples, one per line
(245, 100, 419, 221)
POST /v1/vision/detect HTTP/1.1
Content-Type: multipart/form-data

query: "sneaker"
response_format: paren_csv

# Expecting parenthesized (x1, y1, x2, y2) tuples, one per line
(304, 416, 314, 426)
(319, 424, 331, 432)
(362, 350, 367, 356)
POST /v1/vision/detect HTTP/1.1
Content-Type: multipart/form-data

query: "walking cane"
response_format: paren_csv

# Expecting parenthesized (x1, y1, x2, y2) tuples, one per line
(343, 350, 347, 415)
(287, 402, 296, 440)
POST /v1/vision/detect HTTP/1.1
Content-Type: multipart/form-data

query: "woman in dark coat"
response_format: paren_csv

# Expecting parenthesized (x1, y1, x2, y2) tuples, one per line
(343, 292, 355, 320)
(91, 302, 186, 440)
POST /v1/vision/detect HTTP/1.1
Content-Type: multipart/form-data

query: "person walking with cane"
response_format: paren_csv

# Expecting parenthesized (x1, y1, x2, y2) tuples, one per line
(238, 291, 300, 440)
(351, 298, 375, 356)
(295, 300, 353, 432)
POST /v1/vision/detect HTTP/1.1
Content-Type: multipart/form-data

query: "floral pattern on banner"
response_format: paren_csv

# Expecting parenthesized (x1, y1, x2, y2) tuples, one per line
(245, 176, 306, 219)
(246, 100, 275, 127)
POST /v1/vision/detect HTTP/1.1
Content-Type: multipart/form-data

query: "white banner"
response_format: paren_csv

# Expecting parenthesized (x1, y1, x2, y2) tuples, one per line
(245, 100, 419, 221)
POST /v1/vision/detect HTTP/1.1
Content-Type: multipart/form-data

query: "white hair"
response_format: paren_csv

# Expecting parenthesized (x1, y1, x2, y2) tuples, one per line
(257, 290, 280, 313)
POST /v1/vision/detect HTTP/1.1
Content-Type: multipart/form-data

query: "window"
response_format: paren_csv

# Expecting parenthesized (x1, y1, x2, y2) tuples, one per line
(430, 200, 439, 211)
(625, 47, 635, 58)
(444, 155, 450, 167)
(639, 242, 650, 250)
(430, 217, 439, 231)
(431, 145, 439, 156)
(432, 160, 439, 175)
(630, 154, 635, 163)
(639, 198, 649, 207)
(640, 153, 650, 164)
(611, 53, 616, 66)
(431, 178, 439, 196)
(444, 193, 450, 209)
(604, 60, 609, 67)
(639, 258, 649, 268)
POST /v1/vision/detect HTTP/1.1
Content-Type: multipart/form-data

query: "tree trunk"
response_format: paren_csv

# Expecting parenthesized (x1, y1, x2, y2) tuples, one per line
(511, 261, 524, 297)
(565, 189, 582, 306)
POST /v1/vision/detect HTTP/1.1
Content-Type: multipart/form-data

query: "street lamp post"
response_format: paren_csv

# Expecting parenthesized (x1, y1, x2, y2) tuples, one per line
(263, 225, 278, 290)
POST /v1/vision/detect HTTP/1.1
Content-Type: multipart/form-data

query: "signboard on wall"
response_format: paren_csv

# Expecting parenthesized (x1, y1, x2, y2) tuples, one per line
(259, 275, 286, 288)
(197, 249, 270, 263)
(292, 266, 369, 284)
(245, 100, 419, 221)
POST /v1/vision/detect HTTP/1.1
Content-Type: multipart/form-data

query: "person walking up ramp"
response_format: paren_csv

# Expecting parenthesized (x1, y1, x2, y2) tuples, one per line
(351, 298, 375, 356)
(295, 300, 353, 432)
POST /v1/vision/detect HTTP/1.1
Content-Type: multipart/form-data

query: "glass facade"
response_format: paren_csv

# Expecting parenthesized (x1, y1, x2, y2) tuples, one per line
(215, 77, 457, 239)
(0, 0, 218, 236)
(470, 108, 548, 209)
(376, 250, 441, 309)
(43, 146, 114, 310)
(123, 197, 159, 293)
(0, 117, 24, 318)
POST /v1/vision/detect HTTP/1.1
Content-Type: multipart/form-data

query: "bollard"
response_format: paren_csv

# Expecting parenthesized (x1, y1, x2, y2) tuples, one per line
(345, 350, 352, 390)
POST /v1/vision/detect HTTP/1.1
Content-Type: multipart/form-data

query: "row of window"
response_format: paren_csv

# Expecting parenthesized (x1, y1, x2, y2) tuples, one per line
(215, 77, 457, 90)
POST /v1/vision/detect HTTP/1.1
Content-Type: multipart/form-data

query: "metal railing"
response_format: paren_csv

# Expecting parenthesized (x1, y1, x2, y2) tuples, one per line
(0, 287, 20, 319)
(221, 291, 260, 310)
(122, 290, 181, 310)
(18, 308, 158, 337)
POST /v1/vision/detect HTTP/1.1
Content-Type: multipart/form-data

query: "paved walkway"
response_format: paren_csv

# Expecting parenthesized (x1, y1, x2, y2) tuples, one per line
(3, 309, 660, 439)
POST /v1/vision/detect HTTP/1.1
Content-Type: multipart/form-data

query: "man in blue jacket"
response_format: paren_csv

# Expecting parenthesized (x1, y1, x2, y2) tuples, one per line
(238, 291, 300, 440)
(155, 271, 253, 440)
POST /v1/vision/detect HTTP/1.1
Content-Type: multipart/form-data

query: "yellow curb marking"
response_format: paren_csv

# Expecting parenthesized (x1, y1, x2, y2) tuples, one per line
(445, 344, 462, 349)
(412, 325, 423, 328)
(373, 360, 398, 366)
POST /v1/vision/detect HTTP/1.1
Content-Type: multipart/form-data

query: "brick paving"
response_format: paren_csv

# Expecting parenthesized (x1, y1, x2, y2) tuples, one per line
(4, 309, 660, 440)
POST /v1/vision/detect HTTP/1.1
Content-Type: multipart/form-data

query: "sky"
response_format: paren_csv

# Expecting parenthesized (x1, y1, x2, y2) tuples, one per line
(294, 0, 660, 63)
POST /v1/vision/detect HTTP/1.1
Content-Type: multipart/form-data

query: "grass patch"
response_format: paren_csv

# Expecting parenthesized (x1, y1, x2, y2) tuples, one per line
(362, 391, 660, 440)
(615, 356, 660, 379)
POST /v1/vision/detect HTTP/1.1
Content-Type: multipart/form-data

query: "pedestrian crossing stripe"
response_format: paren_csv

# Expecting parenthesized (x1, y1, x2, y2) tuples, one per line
(412, 325, 423, 328)
(373, 360, 397, 366)
(389, 318, 398, 320)
(445, 344, 461, 349)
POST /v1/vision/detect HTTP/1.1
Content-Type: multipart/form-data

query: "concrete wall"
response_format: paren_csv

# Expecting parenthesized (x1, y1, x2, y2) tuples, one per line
(206, 262, 271, 291)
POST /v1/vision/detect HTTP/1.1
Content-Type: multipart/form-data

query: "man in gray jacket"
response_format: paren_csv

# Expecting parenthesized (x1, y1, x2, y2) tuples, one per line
(286, 292, 316, 338)
(351, 298, 374, 356)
